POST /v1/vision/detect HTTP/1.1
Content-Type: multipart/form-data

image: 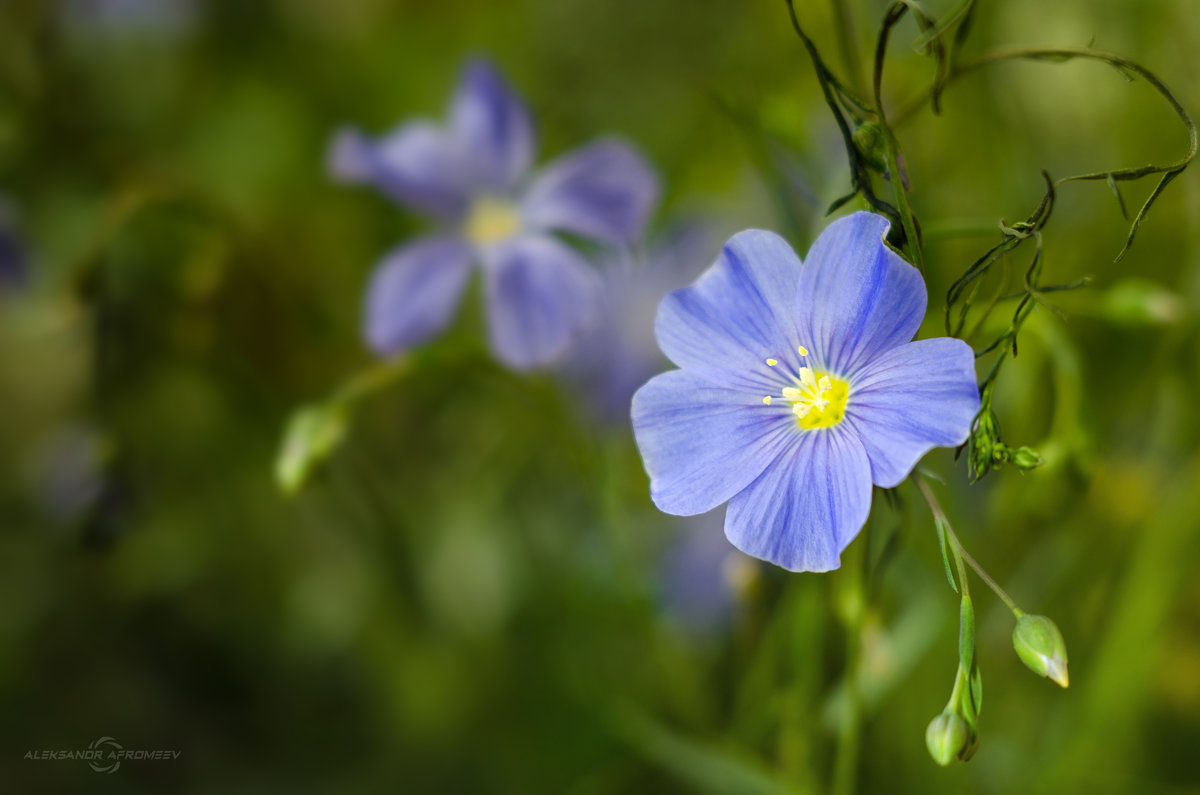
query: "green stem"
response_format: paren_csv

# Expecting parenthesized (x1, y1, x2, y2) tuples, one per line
(892, 45, 1196, 262)
(914, 473, 1023, 616)
(831, 534, 865, 795)
(944, 662, 966, 711)
(332, 356, 411, 407)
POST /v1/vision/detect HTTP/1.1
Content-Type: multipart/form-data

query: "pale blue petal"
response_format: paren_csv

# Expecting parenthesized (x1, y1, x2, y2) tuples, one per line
(481, 234, 601, 370)
(329, 124, 468, 221)
(448, 58, 535, 194)
(565, 221, 716, 425)
(725, 427, 873, 572)
(796, 212, 926, 377)
(654, 229, 804, 387)
(631, 369, 798, 515)
(363, 235, 474, 356)
(845, 337, 980, 488)
(521, 139, 659, 245)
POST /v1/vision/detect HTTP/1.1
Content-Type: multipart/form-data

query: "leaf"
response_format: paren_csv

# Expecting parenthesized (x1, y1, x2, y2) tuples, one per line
(936, 518, 958, 592)
(1115, 167, 1184, 262)
(1106, 172, 1129, 220)
(909, 0, 975, 53)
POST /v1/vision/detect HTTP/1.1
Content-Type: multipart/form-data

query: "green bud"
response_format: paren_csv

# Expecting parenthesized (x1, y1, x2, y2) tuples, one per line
(275, 402, 349, 495)
(978, 408, 997, 437)
(925, 710, 970, 767)
(1101, 278, 1184, 327)
(971, 431, 992, 459)
(1013, 614, 1069, 688)
(852, 121, 889, 173)
(1011, 446, 1043, 470)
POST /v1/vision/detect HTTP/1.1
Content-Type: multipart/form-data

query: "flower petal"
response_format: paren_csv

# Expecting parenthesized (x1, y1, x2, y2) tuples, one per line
(631, 369, 797, 515)
(329, 123, 468, 220)
(845, 337, 980, 488)
(481, 234, 601, 370)
(796, 211, 926, 377)
(565, 221, 716, 425)
(363, 235, 474, 356)
(448, 58, 535, 194)
(521, 138, 659, 245)
(654, 229, 803, 386)
(725, 427, 873, 572)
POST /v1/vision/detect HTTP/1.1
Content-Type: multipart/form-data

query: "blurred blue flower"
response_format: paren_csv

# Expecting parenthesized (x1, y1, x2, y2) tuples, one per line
(631, 212, 979, 572)
(0, 201, 27, 289)
(59, 0, 199, 38)
(565, 223, 715, 424)
(659, 509, 757, 634)
(32, 424, 107, 523)
(331, 59, 659, 370)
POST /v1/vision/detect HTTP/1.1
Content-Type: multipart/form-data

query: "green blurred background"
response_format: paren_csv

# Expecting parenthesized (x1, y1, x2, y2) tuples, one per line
(2, 0, 1199, 792)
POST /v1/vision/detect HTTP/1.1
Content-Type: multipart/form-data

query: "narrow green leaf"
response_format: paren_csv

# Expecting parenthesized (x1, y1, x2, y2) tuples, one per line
(936, 518, 958, 592)
(1106, 172, 1129, 220)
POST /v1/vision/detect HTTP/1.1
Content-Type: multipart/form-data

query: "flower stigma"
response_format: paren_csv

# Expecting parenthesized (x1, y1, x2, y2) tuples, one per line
(464, 196, 522, 244)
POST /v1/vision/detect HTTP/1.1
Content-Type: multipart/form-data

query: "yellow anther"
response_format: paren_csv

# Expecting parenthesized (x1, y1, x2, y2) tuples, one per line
(762, 396, 772, 405)
(766, 358, 778, 366)
(798, 345, 809, 357)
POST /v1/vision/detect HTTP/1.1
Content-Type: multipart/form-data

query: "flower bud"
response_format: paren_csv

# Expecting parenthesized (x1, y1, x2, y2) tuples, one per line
(852, 121, 889, 173)
(275, 402, 348, 495)
(1011, 446, 1043, 470)
(1012, 614, 1069, 688)
(1101, 278, 1184, 326)
(925, 710, 970, 767)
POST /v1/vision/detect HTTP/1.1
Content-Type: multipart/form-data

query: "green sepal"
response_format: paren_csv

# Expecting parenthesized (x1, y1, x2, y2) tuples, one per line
(936, 518, 958, 593)
(969, 663, 983, 716)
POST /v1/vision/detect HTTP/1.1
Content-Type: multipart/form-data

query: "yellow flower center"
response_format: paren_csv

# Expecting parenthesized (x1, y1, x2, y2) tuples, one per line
(783, 368, 849, 429)
(463, 196, 521, 244)
(761, 346, 850, 430)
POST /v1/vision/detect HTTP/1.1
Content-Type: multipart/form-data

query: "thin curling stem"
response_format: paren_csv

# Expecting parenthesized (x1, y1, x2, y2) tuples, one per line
(872, 2, 925, 271)
(914, 473, 1023, 616)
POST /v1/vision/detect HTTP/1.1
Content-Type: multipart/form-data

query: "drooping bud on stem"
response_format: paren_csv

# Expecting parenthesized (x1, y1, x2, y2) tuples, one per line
(925, 710, 970, 767)
(1012, 613, 1069, 688)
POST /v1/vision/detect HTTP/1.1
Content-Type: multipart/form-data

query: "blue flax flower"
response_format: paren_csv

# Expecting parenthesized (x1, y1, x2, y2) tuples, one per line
(565, 223, 715, 424)
(631, 212, 980, 572)
(331, 59, 659, 370)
